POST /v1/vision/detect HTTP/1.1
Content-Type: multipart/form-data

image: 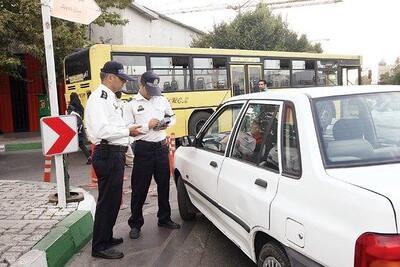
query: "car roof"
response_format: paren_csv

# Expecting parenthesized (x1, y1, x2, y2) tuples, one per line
(227, 85, 400, 102)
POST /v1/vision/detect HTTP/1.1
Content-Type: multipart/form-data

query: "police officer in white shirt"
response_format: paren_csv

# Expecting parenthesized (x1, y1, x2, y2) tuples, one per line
(124, 71, 180, 240)
(85, 61, 143, 259)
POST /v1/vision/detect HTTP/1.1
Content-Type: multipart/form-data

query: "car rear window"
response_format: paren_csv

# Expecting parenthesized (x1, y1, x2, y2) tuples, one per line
(313, 92, 400, 167)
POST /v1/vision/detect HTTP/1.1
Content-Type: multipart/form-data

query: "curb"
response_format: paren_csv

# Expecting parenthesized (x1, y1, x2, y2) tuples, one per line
(0, 141, 94, 153)
(12, 187, 96, 267)
(33, 210, 93, 267)
(10, 250, 47, 267)
(0, 142, 42, 152)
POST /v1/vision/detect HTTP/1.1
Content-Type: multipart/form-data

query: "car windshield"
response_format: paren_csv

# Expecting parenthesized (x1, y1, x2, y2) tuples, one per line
(313, 91, 400, 167)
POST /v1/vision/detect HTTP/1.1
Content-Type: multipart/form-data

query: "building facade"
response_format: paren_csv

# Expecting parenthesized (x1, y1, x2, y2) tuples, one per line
(0, 3, 202, 134)
(90, 3, 203, 47)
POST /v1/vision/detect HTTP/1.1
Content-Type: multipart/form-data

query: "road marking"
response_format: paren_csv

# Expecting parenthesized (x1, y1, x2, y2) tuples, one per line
(0, 144, 5, 153)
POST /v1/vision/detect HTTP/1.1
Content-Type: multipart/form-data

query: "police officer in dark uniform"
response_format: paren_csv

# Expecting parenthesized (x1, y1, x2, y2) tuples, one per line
(85, 61, 143, 259)
(124, 71, 180, 239)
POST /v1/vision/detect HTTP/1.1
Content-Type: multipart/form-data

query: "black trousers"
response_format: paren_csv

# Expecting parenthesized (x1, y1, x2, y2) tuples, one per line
(91, 148, 125, 252)
(128, 140, 171, 229)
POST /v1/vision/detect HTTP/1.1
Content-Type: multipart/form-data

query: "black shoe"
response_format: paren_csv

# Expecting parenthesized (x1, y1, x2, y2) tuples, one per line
(129, 228, 140, 239)
(110, 237, 123, 246)
(92, 248, 124, 259)
(158, 219, 181, 229)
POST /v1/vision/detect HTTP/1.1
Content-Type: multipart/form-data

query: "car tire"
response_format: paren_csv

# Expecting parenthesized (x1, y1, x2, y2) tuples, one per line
(177, 175, 196, 221)
(188, 111, 211, 136)
(257, 242, 291, 267)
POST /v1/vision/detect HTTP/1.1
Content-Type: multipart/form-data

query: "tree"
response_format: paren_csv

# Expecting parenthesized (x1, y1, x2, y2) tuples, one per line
(379, 57, 400, 85)
(191, 3, 322, 53)
(0, 0, 131, 78)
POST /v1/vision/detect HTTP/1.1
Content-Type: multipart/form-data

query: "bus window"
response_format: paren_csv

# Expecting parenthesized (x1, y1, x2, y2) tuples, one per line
(342, 68, 359, 86)
(248, 65, 262, 93)
(65, 49, 91, 84)
(264, 59, 290, 88)
(151, 56, 190, 92)
(193, 57, 227, 90)
(292, 60, 316, 87)
(231, 65, 246, 96)
(112, 54, 146, 94)
(317, 60, 338, 86)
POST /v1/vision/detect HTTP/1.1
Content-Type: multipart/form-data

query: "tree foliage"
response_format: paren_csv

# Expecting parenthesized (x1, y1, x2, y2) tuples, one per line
(0, 0, 131, 77)
(191, 3, 322, 53)
(379, 58, 400, 85)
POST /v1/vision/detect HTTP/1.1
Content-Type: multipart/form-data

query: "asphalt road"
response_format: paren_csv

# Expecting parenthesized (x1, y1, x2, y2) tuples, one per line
(0, 149, 255, 267)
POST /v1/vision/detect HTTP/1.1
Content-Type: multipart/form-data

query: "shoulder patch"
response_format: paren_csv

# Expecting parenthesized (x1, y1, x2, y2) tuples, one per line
(100, 90, 108, 99)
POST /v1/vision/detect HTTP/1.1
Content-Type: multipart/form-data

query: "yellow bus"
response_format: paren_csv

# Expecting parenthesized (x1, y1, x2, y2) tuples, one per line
(64, 44, 362, 137)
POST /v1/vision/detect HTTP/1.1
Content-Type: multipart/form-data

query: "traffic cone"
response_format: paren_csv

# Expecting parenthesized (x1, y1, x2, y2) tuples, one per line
(120, 170, 130, 210)
(120, 189, 128, 210)
(168, 133, 176, 177)
(43, 155, 52, 182)
(89, 144, 98, 188)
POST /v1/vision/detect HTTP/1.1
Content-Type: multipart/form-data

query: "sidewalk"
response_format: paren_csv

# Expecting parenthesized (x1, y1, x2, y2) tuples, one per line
(0, 180, 96, 267)
(0, 133, 42, 153)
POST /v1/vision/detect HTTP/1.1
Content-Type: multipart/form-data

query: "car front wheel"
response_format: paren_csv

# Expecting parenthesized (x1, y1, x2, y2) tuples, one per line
(177, 175, 196, 221)
(258, 242, 291, 267)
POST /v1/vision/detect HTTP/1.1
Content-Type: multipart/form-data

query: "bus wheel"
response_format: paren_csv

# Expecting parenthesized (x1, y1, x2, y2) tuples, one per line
(177, 175, 196, 221)
(257, 242, 291, 267)
(188, 111, 211, 135)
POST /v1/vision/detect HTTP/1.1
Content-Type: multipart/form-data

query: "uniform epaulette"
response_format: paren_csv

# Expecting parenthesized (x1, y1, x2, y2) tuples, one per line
(101, 90, 108, 99)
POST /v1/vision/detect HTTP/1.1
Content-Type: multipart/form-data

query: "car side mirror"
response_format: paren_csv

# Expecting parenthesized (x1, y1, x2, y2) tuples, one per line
(179, 135, 196, 147)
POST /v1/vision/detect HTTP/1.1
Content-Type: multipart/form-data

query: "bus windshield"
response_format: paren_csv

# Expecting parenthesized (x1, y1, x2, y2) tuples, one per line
(65, 49, 91, 84)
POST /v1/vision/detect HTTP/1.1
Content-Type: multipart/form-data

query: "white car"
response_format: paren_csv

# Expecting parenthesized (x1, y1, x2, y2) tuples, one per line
(173, 86, 400, 267)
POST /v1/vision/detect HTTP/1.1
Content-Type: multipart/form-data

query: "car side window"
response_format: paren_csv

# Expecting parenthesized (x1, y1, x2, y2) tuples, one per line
(199, 104, 243, 154)
(281, 103, 302, 178)
(232, 103, 280, 172)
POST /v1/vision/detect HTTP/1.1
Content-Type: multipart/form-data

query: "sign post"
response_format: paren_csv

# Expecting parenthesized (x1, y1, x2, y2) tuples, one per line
(41, 0, 67, 207)
(40, 0, 100, 207)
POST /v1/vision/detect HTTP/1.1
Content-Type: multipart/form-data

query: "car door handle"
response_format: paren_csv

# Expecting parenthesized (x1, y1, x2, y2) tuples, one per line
(255, 178, 268, 188)
(209, 161, 218, 168)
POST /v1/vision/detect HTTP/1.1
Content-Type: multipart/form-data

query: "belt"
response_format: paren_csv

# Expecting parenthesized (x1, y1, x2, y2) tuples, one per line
(136, 139, 167, 146)
(95, 144, 128, 153)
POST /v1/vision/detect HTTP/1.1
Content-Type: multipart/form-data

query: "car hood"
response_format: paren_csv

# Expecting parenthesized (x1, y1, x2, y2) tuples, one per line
(326, 163, 400, 231)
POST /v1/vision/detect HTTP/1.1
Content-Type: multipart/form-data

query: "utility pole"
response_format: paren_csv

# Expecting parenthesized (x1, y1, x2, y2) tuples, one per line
(41, 0, 67, 208)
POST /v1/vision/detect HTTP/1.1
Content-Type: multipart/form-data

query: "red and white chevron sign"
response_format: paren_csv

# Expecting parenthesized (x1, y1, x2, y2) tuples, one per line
(40, 115, 79, 156)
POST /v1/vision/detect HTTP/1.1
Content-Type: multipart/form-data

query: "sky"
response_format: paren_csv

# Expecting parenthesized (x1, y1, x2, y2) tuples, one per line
(136, 0, 400, 82)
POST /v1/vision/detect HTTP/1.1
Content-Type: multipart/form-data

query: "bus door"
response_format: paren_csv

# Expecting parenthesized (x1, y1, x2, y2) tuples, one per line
(230, 64, 262, 96)
(340, 66, 361, 85)
(248, 65, 263, 92)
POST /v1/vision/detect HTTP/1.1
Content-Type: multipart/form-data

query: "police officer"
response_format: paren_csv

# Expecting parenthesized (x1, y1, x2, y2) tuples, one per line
(124, 71, 180, 240)
(85, 61, 142, 259)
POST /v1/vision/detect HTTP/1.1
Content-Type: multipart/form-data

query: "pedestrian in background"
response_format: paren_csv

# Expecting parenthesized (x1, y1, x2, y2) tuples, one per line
(85, 61, 143, 260)
(258, 79, 268, 92)
(124, 71, 180, 240)
(67, 92, 91, 164)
